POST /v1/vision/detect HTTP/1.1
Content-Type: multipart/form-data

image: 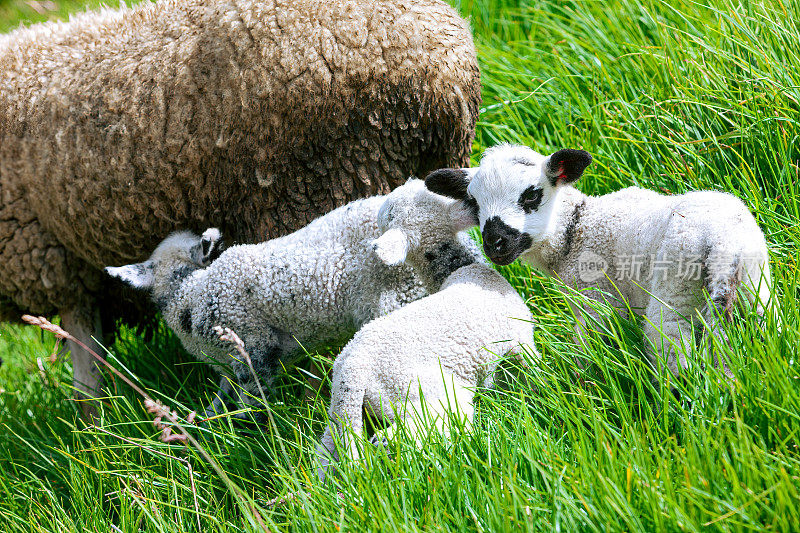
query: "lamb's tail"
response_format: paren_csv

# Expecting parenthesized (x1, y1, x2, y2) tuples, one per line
(702, 241, 777, 326)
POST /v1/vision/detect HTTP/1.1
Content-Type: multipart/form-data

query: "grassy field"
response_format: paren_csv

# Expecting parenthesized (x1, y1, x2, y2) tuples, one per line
(1, 0, 799, 530)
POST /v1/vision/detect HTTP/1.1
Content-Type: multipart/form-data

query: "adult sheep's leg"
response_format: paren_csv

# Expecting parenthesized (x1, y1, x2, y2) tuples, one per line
(60, 306, 104, 419)
(0, 195, 105, 418)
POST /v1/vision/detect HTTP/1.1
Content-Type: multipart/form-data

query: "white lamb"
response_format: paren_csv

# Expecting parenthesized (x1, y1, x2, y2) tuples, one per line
(425, 143, 773, 380)
(316, 180, 534, 479)
(106, 195, 438, 417)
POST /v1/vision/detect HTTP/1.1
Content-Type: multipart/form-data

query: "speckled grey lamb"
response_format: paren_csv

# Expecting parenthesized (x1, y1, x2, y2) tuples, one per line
(0, 0, 480, 414)
(316, 180, 534, 479)
(106, 194, 439, 417)
(426, 143, 774, 380)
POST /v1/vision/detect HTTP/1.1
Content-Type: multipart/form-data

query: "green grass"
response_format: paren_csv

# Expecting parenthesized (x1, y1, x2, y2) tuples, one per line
(2, 0, 799, 530)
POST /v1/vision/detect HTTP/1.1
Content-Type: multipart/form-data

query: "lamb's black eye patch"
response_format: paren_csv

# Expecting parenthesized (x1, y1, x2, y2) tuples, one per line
(518, 186, 543, 213)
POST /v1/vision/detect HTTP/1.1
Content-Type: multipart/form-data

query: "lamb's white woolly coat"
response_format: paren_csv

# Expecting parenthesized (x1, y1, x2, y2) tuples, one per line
(167, 196, 425, 360)
(316, 180, 534, 478)
(427, 144, 773, 377)
(108, 194, 430, 414)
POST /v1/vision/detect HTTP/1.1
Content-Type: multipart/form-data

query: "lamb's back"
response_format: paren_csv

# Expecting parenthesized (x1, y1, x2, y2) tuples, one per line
(167, 195, 411, 347)
(339, 264, 531, 382)
(587, 187, 762, 256)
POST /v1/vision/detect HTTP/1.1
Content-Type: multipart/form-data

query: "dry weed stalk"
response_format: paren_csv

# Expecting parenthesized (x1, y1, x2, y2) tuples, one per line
(213, 326, 269, 410)
(144, 398, 197, 443)
(95, 426, 202, 532)
(22, 315, 268, 531)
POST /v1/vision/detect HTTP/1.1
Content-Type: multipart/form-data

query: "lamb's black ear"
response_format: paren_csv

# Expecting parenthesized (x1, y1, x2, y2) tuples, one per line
(425, 168, 473, 200)
(193, 228, 223, 265)
(545, 149, 592, 187)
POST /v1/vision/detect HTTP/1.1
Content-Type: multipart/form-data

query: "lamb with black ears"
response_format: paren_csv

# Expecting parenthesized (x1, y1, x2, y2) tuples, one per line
(426, 143, 773, 380)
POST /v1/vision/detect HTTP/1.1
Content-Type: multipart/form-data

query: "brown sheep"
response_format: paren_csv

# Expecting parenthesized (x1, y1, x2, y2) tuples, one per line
(0, 0, 480, 416)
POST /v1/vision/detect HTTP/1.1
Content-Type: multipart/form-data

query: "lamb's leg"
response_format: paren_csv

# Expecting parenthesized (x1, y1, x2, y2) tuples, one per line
(203, 376, 235, 420)
(642, 298, 693, 382)
(316, 426, 338, 481)
(60, 306, 103, 420)
(568, 303, 603, 384)
(495, 341, 537, 392)
(702, 255, 762, 381)
(383, 378, 474, 447)
(702, 293, 736, 381)
(424, 390, 474, 447)
(509, 336, 537, 370)
(316, 382, 366, 481)
(220, 333, 284, 417)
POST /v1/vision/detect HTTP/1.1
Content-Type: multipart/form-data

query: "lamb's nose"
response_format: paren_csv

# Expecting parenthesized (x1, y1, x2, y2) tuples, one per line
(482, 216, 513, 258)
(482, 216, 529, 266)
(491, 235, 507, 251)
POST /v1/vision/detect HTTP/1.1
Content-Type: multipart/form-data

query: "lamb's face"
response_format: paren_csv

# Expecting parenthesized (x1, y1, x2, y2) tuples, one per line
(425, 144, 592, 265)
(105, 228, 223, 290)
(372, 179, 476, 266)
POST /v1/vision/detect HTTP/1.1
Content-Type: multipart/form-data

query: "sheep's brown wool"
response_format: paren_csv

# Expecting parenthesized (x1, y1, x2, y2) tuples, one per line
(0, 0, 480, 315)
(0, 0, 480, 405)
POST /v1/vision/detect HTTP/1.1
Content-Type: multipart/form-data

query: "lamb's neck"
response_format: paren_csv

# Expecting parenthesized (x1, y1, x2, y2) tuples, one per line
(410, 239, 477, 293)
(151, 263, 203, 312)
(335, 196, 386, 242)
(523, 189, 590, 275)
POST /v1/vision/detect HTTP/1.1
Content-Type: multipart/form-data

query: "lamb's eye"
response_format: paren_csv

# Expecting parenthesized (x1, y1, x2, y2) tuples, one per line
(518, 186, 543, 213)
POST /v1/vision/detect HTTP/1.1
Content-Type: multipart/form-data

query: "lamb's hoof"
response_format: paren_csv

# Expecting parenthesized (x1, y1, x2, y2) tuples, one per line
(369, 434, 390, 449)
(316, 457, 336, 482)
(198, 409, 219, 428)
(202, 403, 222, 421)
